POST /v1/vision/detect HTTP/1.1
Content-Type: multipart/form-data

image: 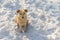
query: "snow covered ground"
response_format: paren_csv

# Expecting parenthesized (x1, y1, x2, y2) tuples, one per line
(0, 0, 60, 40)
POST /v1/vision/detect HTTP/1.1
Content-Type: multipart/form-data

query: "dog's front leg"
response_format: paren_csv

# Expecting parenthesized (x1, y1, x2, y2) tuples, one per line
(24, 23, 27, 32)
(24, 25, 27, 32)
(18, 24, 22, 32)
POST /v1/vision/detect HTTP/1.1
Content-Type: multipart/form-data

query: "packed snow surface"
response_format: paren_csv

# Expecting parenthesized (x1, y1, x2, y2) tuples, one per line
(0, 0, 60, 40)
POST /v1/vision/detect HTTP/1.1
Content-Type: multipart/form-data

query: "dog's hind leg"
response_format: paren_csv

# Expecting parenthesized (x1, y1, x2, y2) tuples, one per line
(26, 20, 28, 26)
(23, 20, 29, 32)
(17, 24, 19, 29)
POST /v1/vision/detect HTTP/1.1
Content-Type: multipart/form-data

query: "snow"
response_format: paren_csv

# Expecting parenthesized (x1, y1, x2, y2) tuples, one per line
(0, 0, 60, 40)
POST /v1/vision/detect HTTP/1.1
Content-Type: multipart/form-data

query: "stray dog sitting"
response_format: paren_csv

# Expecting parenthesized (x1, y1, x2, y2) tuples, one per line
(15, 9, 28, 32)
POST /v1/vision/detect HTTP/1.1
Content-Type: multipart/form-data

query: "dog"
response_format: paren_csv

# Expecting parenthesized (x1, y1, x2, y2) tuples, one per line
(14, 9, 28, 32)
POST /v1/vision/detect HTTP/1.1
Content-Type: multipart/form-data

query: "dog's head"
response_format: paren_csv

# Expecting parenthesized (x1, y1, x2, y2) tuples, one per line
(17, 9, 28, 19)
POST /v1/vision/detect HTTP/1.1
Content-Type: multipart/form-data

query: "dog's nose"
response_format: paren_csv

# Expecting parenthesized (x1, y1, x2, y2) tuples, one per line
(22, 17, 24, 18)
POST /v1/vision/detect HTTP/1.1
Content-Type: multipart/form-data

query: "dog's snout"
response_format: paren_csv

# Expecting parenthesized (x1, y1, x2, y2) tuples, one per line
(22, 16, 24, 18)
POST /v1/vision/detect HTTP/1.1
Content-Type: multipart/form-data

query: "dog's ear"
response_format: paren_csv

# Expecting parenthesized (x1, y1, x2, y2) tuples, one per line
(24, 9, 28, 12)
(17, 10, 20, 13)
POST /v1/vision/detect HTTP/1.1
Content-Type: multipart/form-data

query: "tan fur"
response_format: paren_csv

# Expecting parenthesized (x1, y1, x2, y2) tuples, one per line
(15, 9, 28, 32)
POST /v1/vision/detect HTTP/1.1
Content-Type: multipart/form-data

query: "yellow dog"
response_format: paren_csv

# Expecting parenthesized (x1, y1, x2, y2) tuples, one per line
(15, 9, 28, 32)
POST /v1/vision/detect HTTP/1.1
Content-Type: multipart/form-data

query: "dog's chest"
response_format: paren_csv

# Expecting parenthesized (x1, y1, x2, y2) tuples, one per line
(17, 16, 27, 25)
(19, 19, 27, 24)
